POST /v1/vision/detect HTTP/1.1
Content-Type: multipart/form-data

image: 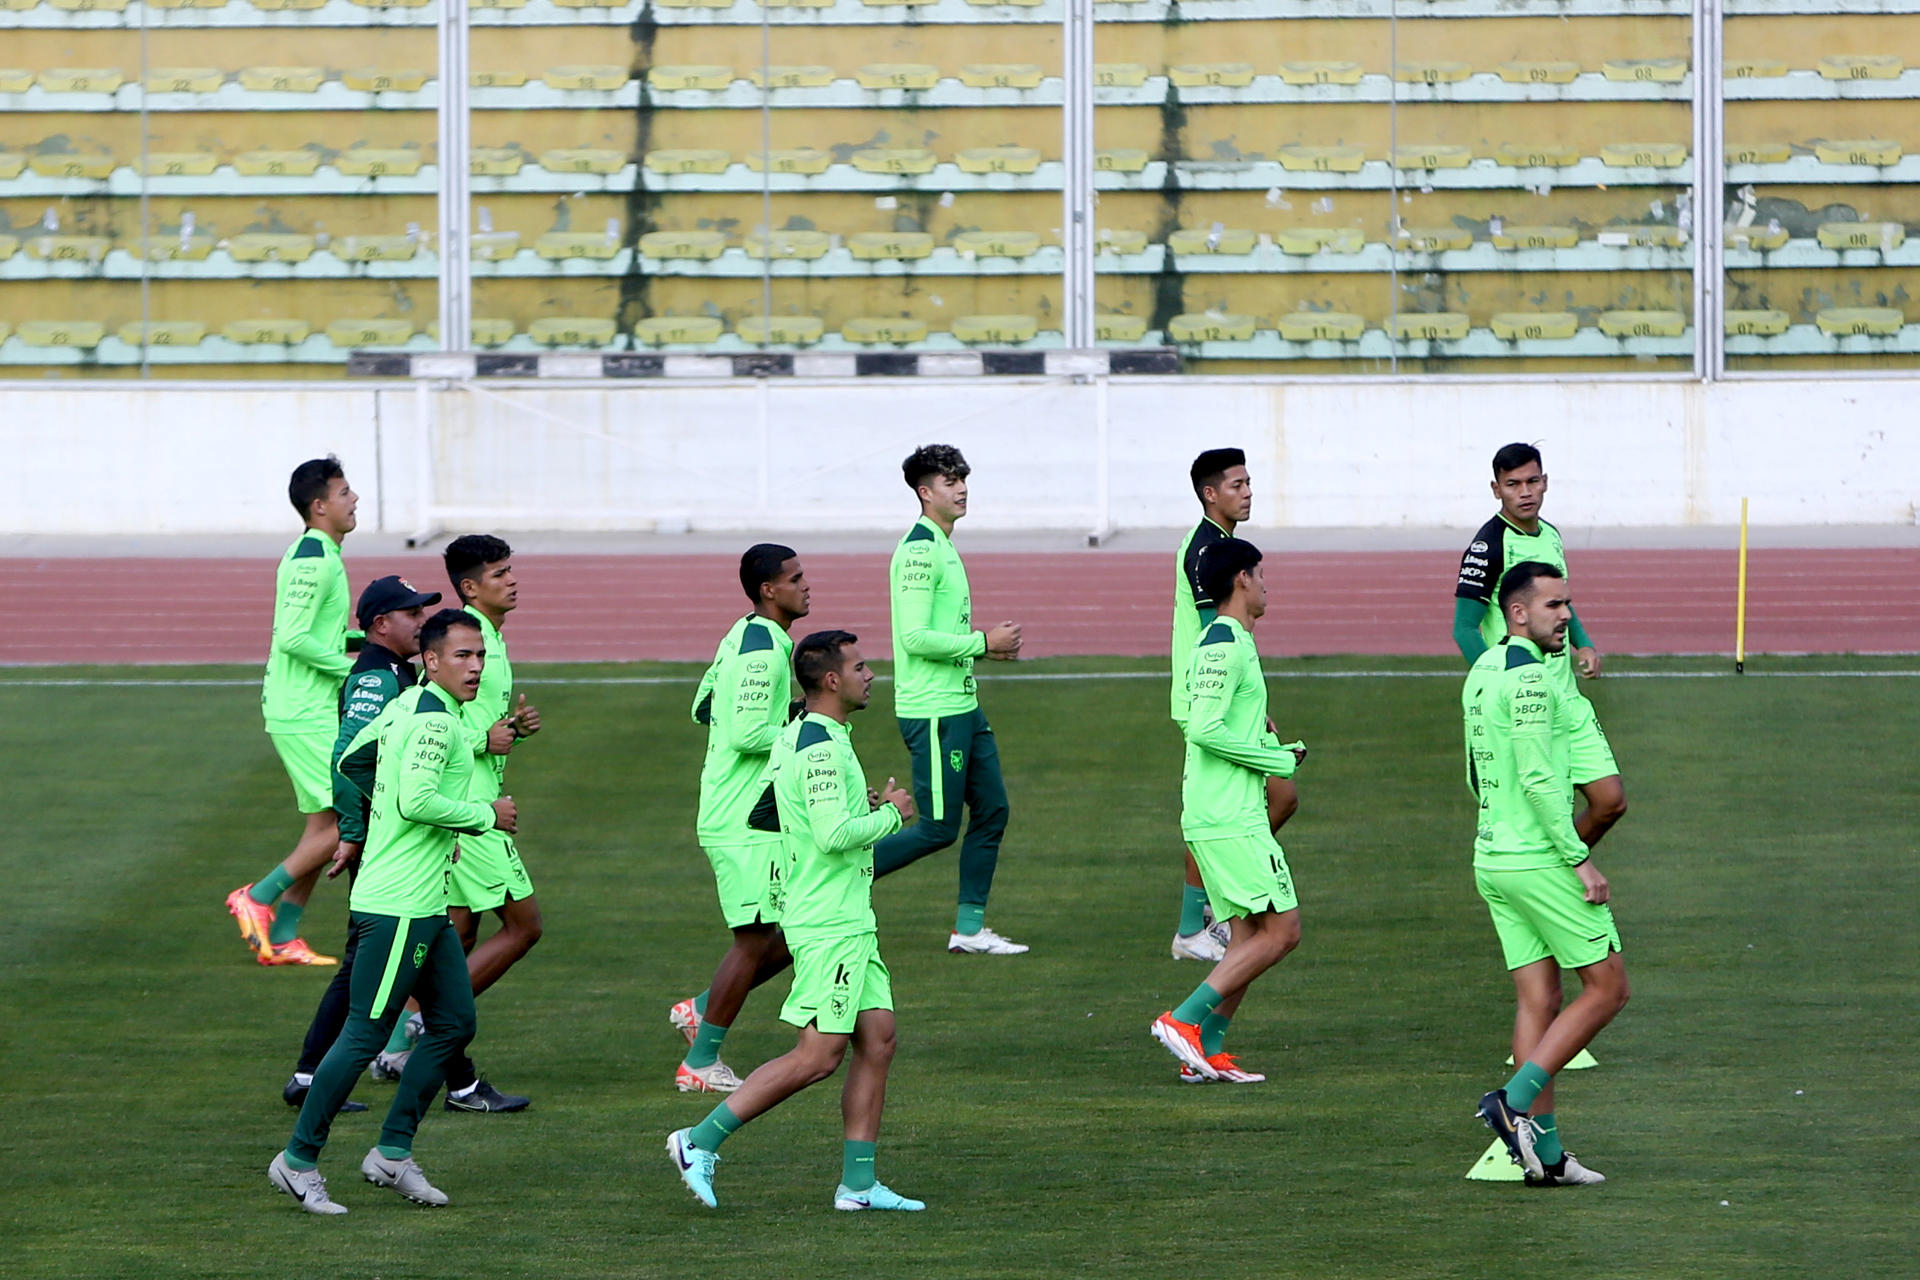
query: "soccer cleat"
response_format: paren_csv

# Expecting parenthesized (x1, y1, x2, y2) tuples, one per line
(404, 1011, 425, 1043)
(834, 1181, 926, 1212)
(369, 1050, 411, 1082)
(947, 927, 1029, 955)
(360, 1148, 449, 1206)
(1178, 1053, 1265, 1084)
(443, 1078, 530, 1113)
(1170, 928, 1226, 962)
(268, 1151, 348, 1215)
(1150, 1012, 1218, 1079)
(676, 1059, 743, 1094)
(282, 1074, 368, 1113)
(1476, 1089, 1544, 1178)
(666, 1128, 720, 1208)
(1206, 919, 1232, 949)
(226, 885, 276, 959)
(1527, 1150, 1607, 1187)
(668, 997, 703, 1046)
(260, 938, 337, 967)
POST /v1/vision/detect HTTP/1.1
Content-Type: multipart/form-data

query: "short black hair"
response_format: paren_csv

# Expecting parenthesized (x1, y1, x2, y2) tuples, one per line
(1197, 537, 1263, 608)
(1492, 442, 1543, 476)
(445, 534, 513, 603)
(794, 629, 858, 694)
(419, 607, 481, 654)
(1190, 448, 1247, 499)
(1498, 561, 1564, 614)
(903, 444, 970, 491)
(740, 543, 799, 603)
(288, 456, 344, 520)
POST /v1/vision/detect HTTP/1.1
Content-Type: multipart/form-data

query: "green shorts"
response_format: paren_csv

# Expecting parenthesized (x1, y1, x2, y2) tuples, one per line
(1565, 694, 1619, 786)
(705, 841, 786, 928)
(1186, 831, 1299, 921)
(270, 729, 336, 815)
(781, 932, 892, 1035)
(1475, 865, 1622, 971)
(448, 828, 535, 912)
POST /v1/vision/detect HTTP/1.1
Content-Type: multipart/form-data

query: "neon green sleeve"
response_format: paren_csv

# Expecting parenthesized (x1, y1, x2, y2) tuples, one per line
(802, 742, 905, 855)
(1184, 642, 1297, 778)
(273, 553, 353, 678)
(716, 649, 787, 755)
(1454, 597, 1489, 665)
(1508, 671, 1587, 865)
(396, 714, 496, 833)
(1567, 605, 1593, 650)
(893, 540, 987, 661)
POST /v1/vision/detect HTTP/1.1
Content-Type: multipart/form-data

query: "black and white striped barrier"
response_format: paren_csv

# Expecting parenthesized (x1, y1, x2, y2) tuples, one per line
(349, 349, 1179, 379)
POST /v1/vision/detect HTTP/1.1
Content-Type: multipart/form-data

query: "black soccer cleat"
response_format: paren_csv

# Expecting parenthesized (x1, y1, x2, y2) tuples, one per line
(1476, 1089, 1543, 1178)
(284, 1074, 369, 1113)
(443, 1078, 530, 1113)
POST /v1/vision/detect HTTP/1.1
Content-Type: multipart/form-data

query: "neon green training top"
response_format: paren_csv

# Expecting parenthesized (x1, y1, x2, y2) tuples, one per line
(692, 613, 794, 848)
(1181, 616, 1301, 841)
(460, 607, 513, 804)
(889, 517, 987, 718)
(338, 684, 498, 919)
(771, 712, 904, 944)
(1170, 516, 1231, 724)
(261, 531, 353, 733)
(1461, 635, 1588, 871)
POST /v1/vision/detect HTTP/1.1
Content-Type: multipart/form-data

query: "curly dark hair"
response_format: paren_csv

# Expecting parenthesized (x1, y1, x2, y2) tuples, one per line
(902, 443, 971, 490)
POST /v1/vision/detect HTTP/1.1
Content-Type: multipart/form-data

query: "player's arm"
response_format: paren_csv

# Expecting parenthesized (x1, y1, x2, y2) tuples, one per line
(1567, 605, 1601, 677)
(395, 714, 499, 833)
(690, 658, 721, 726)
(1183, 644, 1300, 777)
(1507, 671, 1587, 865)
(330, 671, 400, 840)
(1452, 534, 1496, 664)
(893, 543, 987, 660)
(801, 743, 904, 854)
(1185, 543, 1218, 628)
(715, 650, 784, 755)
(273, 556, 353, 678)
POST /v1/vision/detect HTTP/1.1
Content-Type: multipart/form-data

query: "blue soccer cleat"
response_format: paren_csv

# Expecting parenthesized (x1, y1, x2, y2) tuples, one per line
(834, 1181, 925, 1212)
(666, 1128, 720, 1208)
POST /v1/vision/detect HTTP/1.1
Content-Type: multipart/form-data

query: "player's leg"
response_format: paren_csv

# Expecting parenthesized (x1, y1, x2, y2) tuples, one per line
(1172, 849, 1224, 960)
(949, 710, 1025, 954)
(873, 716, 963, 877)
(364, 917, 476, 1206)
(680, 921, 791, 1094)
(232, 732, 342, 963)
(286, 924, 368, 1113)
(465, 891, 543, 996)
(835, 998, 922, 1212)
(441, 834, 535, 1111)
(1266, 775, 1299, 832)
(1568, 695, 1627, 843)
(667, 1024, 850, 1208)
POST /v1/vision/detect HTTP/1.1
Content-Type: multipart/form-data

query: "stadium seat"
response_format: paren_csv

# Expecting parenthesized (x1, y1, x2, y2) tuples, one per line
(1601, 59, 1688, 82)
(1394, 62, 1471, 84)
(1095, 64, 1151, 88)
(1491, 225, 1579, 250)
(744, 230, 832, 259)
(1167, 64, 1256, 89)
(1388, 312, 1471, 340)
(952, 231, 1042, 259)
(1277, 145, 1365, 173)
(965, 0, 1045, 7)
(746, 149, 832, 174)
(1094, 149, 1150, 172)
(1167, 313, 1257, 342)
(427, 319, 517, 346)
(251, 0, 329, 9)
(736, 316, 826, 345)
(1095, 314, 1150, 341)
(27, 155, 115, 180)
(1398, 227, 1473, 252)
(26, 235, 110, 263)
(472, 232, 522, 260)
(346, 0, 429, 8)
(1724, 59, 1789, 79)
(751, 66, 836, 89)
(1813, 139, 1901, 166)
(337, 150, 424, 177)
(655, 0, 733, 8)
(0, 234, 17, 261)
(0, 154, 23, 179)
(952, 314, 1040, 343)
(1596, 310, 1687, 337)
(859, 0, 939, 8)
(539, 149, 628, 174)
(842, 317, 931, 344)
(471, 70, 530, 88)
(634, 316, 726, 345)
(342, 69, 431, 92)
(1727, 142, 1792, 165)
(17, 320, 106, 348)
(139, 153, 220, 177)
(535, 230, 623, 260)
(144, 68, 224, 93)
(1391, 145, 1473, 170)
(238, 67, 326, 93)
(955, 147, 1042, 174)
(228, 234, 318, 263)
(1492, 142, 1581, 167)
(759, 0, 838, 7)
(529, 317, 619, 346)
(46, 0, 129, 9)
(1168, 227, 1257, 255)
(470, 148, 527, 176)
(1816, 222, 1904, 249)
(326, 319, 415, 347)
(117, 321, 208, 347)
(1725, 309, 1791, 336)
(1278, 61, 1364, 85)
(133, 235, 216, 261)
(1490, 312, 1579, 341)
(1095, 229, 1150, 254)
(638, 231, 728, 261)
(855, 65, 941, 91)
(233, 150, 323, 177)
(1597, 225, 1687, 248)
(334, 235, 420, 262)
(1725, 224, 1789, 250)
(0, 71, 30, 93)
(957, 65, 1046, 89)
(847, 232, 935, 260)
(1814, 307, 1903, 335)
(644, 149, 732, 175)
(36, 68, 126, 94)
(221, 319, 313, 344)
(1599, 143, 1688, 168)
(850, 149, 939, 175)
(1276, 227, 1364, 254)
(647, 66, 733, 91)
(1497, 61, 1579, 84)
(1817, 55, 1901, 80)
(0, 323, 10, 345)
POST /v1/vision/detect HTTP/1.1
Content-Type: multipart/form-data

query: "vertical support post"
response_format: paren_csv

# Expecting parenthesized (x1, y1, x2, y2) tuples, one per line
(1735, 496, 1749, 673)
(438, 0, 472, 351)
(1692, 0, 1725, 379)
(407, 381, 440, 547)
(1088, 374, 1112, 545)
(1060, 0, 1095, 350)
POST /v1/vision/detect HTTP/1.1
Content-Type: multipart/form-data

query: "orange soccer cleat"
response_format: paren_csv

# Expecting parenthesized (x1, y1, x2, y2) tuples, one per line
(226, 884, 277, 960)
(260, 937, 338, 967)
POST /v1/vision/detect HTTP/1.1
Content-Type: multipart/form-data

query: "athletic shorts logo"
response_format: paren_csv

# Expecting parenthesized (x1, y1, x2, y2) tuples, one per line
(412, 942, 428, 966)
(949, 749, 964, 773)
(830, 961, 852, 1020)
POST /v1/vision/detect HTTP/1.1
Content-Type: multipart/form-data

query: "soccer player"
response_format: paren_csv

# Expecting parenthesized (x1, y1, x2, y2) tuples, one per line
(871, 444, 1027, 955)
(1465, 562, 1630, 1187)
(268, 610, 517, 1215)
(1453, 443, 1627, 861)
(228, 456, 360, 967)
(667, 631, 924, 1212)
(1151, 539, 1306, 1085)
(667, 545, 810, 1094)
(281, 575, 442, 1114)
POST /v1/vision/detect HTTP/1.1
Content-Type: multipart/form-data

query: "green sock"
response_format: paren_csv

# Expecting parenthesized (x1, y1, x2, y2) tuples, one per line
(248, 865, 296, 906)
(685, 1019, 729, 1070)
(954, 903, 985, 936)
(282, 1148, 317, 1173)
(1199, 1010, 1232, 1056)
(841, 1140, 876, 1193)
(1504, 1060, 1553, 1113)
(1178, 884, 1210, 936)
(693, 990, 709, 1016)
(382, 1019, 414, 1054)
(689, 1102, 742, 1153)
(268, 900, 304, 946)
(376, 1144, 410, 1161)
(1172, 981, 1222, 1027)
(1532, 1113, 1565, 1165)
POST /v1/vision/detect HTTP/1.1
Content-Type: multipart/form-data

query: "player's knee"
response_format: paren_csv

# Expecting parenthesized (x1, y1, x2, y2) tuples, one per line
(800, 1042, 847, 1082)
(1269, 912, 1302, 959)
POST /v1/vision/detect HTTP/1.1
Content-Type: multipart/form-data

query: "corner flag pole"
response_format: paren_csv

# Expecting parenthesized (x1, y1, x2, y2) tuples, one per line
(1735, 497, 1750, 674)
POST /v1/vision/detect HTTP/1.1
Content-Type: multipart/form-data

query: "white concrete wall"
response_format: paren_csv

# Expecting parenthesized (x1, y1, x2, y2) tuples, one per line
(5, 377, 1915, 536)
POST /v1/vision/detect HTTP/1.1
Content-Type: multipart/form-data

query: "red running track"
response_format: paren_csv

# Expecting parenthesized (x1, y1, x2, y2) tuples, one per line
(11, 547, 1916, 665)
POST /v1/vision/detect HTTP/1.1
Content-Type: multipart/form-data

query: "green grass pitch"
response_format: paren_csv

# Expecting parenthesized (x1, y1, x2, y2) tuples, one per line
(2, 656, 1913, 1278)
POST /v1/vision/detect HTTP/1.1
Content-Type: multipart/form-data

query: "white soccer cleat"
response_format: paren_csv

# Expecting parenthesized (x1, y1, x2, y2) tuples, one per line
(1171, 929, 1226, 962)
(1179, 1052, 1265, 1084)
(404, 1011, 425, 1043)
(948, 927, 1029, 955)
(668, 997, 702, 1046)
(268, 1151, 348, 1215)
(369, 1049, 411, 1082)
(1206, 920, 1232, 949)
(360, 1148, 450, 1206)
(675, 1059, 743, 1094)
(834, 1181, 925, 1211)
(1529, 1150, 1607, 1187)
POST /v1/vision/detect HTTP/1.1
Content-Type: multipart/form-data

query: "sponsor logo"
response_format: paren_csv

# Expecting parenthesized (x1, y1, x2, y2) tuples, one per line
(949, 749, 964, 773)
(1470, 540, 1489, 553)
(744, 658, 768, 675)
(412, 942, 428, 966)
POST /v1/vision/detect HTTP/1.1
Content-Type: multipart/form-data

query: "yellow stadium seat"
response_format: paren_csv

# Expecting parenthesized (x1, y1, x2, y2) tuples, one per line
(238, 67, 325, 93)
(1815, 308, 1902, 336)
(251, 0, 327, 9)
(428, 319, 518, 346)
(539, 149, 628, 174)
(855, 65, 940, 91)
(47, 0, 129, 9)
(850, 149, 938, 175)
(343, 69, 431, 93)
(1491, 313, 1579, 341)
(233, 150, 322, 177)
(0, 234, 17, 260)
(952, 231, 1042, 259)
(118, 321, 208, 346)
(1389, 313, 1471, 340)
(472, 232, 522, 260)
(28, 155, 115, 180)
(1601, 59, 1687, 83)
(345, 0, 429, 8)
(534, 231, 622, 260)
(228, 234, 318, 263)
(956, 147, 1042, 174)
(222, 319, 313, 344)
(1096, 230, 1150, 255)
(18, 321, 106, 348)
(1278, 61, 1363, 86)
(0, 71, 31, 93)
(1096, 315, 1150, 342)
(1168, 64, 1256, 89)
(953, 315, 1040, 343)
(0, 0, 35, 11)
(744, 230, 832, 260)
(1398, 227, 1473, 252)
(861, 0, 938, 7)
(37, 68, 125, 93)
(550, 0, 619, 6)
(1391, 145, 1472, 170)
(847, 232, 935, 261)
(966, 0, 1044, 7)
(1168, 227, 1257, 255)
(471, 70, 530, 88)
(1814, 139, 1901, 166)
(1276, 227, 1364, 255)
(1725, 59, 1788, 79)
(335, 235, 419, 262)
(1277, 145, 1365, 173)
(140, 153, 220, 177)
(1597, 225, 1686, 248)
(529, 316, 618, 345)
(737, 316, 826, 345)
(1600, 143, 1688, 168)
(1725, 224, 1789, 251)
(546, 66, 631, 91)
(1818, 55, 1901, 81)
(958, 65, 1046, 90)
(471, 0, 528, 9)
(1094, 64, 1151, 88)
(337, 149, 423, 177)
(0, 153, 23, 179)
(635, 316, 726, 345)
(1093, 0, 1150, 5)
(842, 317, 930, 344)
(1094, 149, 1150, 173)
(1394, 62, 1471, 84)
(752, 66, 836, 89)
(470, 148, 527, 176)
(1498, 61, 1579, 84)
(328, 319, 415, 347)
(746, 149, 832, 175)
(1725, 310, 1791, 336)
(133, 235, 216, 261)
(644, 149, 732, 175)
(1491, 225, 1578, 249)
(1597, 310, 1687, 338)
(144, 68, 224, 93)
(1816, 222, 1904, 250)
(27, 235, 110, 263)
(638, 231, 727, 261)
(760, 0, 837, 8)
(1493, 142, 1581, 168)
(1727, 142, 1791, 165)
(655, 0, 733, 7)
(1168, 314, 1257, 342)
